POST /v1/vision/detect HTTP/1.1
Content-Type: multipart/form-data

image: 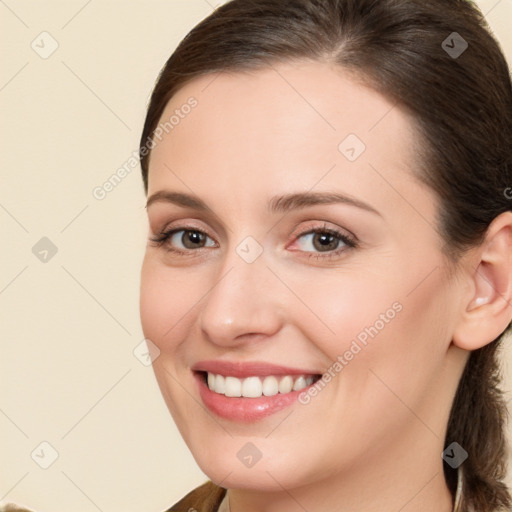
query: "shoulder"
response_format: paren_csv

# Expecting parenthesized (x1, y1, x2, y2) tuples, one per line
(163, 480, 227, 512)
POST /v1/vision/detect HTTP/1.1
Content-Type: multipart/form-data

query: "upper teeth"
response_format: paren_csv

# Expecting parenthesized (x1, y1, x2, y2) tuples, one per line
(206, 372, 315, 398)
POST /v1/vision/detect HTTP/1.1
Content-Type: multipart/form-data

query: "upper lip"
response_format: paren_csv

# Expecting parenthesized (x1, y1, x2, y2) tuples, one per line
(192, 360, 321, 378)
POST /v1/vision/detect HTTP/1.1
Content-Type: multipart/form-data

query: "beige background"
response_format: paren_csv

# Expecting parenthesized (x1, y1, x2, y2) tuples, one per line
(1, 1, 511, 510)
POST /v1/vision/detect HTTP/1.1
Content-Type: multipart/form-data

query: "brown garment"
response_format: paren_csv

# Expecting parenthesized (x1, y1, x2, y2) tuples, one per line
(165, 481, 227, 512)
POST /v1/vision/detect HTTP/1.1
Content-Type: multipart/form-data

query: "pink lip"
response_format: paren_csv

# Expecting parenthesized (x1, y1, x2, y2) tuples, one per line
(192, 360, 319, 378)
(194, 372, 316, 423)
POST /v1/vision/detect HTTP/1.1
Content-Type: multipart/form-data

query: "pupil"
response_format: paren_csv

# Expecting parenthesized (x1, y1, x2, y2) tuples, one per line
(184, 231, 204, 248)
(314, 233, 337, 251)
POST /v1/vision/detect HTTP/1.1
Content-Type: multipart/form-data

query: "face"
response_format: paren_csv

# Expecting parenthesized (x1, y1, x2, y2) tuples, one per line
(140, 60, 464, 491)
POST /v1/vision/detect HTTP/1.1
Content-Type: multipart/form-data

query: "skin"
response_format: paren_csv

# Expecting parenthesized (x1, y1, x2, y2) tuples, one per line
(140, 60, 512, 512)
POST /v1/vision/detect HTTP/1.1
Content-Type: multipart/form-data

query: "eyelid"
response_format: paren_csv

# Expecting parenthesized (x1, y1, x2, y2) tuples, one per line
(287, 223, 357, 258)
(148, 222, 217, 253)
(153, 220, 216, 241)
(289, 221, 357, 244)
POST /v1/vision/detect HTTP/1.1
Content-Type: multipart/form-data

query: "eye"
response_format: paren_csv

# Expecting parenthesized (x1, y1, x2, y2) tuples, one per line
(149, 226, 216, 254)
(291, 224, 357, 259)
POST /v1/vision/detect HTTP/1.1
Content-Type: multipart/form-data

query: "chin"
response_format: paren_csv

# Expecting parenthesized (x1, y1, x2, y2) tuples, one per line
(187, 435, 321, 492)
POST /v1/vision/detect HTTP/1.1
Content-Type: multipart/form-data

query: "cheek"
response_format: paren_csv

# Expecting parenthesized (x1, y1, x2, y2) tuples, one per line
(334, 269, 453, 415)
(288, 272, 452, 456)
(139, 258, 204, 351)
(289, 268, 404, 359)
(295, 264, 451, 392)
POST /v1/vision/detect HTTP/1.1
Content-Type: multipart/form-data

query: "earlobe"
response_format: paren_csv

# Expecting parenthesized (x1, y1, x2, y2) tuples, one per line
(452, 211, 512, 351)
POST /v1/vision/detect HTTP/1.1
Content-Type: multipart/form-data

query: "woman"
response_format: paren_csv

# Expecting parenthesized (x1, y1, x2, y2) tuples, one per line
(139, 0, 512, 510)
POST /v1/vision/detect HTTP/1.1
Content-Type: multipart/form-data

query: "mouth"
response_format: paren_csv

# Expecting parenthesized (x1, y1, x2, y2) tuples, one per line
(200, 371, 321, 398)
(191, 361, 323, 422)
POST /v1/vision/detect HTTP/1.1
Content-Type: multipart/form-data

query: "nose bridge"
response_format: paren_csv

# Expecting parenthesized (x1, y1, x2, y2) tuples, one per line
(198, 241, 283, 345)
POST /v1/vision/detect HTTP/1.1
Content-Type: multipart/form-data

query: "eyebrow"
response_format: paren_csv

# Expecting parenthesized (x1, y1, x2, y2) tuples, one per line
(145, 190, 382, 217)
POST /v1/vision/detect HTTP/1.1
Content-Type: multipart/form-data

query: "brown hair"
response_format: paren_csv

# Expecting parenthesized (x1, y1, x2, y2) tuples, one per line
(139, 0, 512, 509)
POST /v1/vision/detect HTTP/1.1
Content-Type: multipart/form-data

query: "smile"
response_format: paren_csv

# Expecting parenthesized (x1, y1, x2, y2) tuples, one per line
(206, 372, 318, 398)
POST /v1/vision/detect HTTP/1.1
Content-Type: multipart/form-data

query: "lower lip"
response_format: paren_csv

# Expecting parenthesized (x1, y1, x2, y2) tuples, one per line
(195, 372, 314, 423)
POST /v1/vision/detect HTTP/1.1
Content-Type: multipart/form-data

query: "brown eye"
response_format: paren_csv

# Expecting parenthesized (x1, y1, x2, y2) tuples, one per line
(311, 232, 339, 252)
(288, 224, 358, 261)
(166, 229, 216, 251)
(295, 229, 351, 253)
(180, 230, 207, 249)
(149, 227, 216, 254)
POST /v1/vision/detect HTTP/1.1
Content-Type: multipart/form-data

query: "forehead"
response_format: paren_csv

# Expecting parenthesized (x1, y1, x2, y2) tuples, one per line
(147, 59, 421, 207)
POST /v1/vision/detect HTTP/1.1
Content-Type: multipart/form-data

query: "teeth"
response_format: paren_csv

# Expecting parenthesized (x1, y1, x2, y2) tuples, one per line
(293, 376, 307, 391)
(207, 372, 216, 390)
(215, 374, 225, 394)
(278, 375, 293, 394)
(225, 376, 241, 397)
(242, 376, 262, 398)
(262, 376, 279, 396)
(206, 372, 316, 398)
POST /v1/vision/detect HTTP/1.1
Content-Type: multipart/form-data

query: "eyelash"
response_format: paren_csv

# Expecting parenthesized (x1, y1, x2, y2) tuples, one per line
(148, 223, 357, 260)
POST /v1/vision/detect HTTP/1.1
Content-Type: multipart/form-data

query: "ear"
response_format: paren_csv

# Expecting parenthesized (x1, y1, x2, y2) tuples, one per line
(452, 211, 512, 351)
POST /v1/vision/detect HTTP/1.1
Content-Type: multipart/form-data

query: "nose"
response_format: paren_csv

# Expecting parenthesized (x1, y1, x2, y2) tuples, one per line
(198, 248, 285, 347)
